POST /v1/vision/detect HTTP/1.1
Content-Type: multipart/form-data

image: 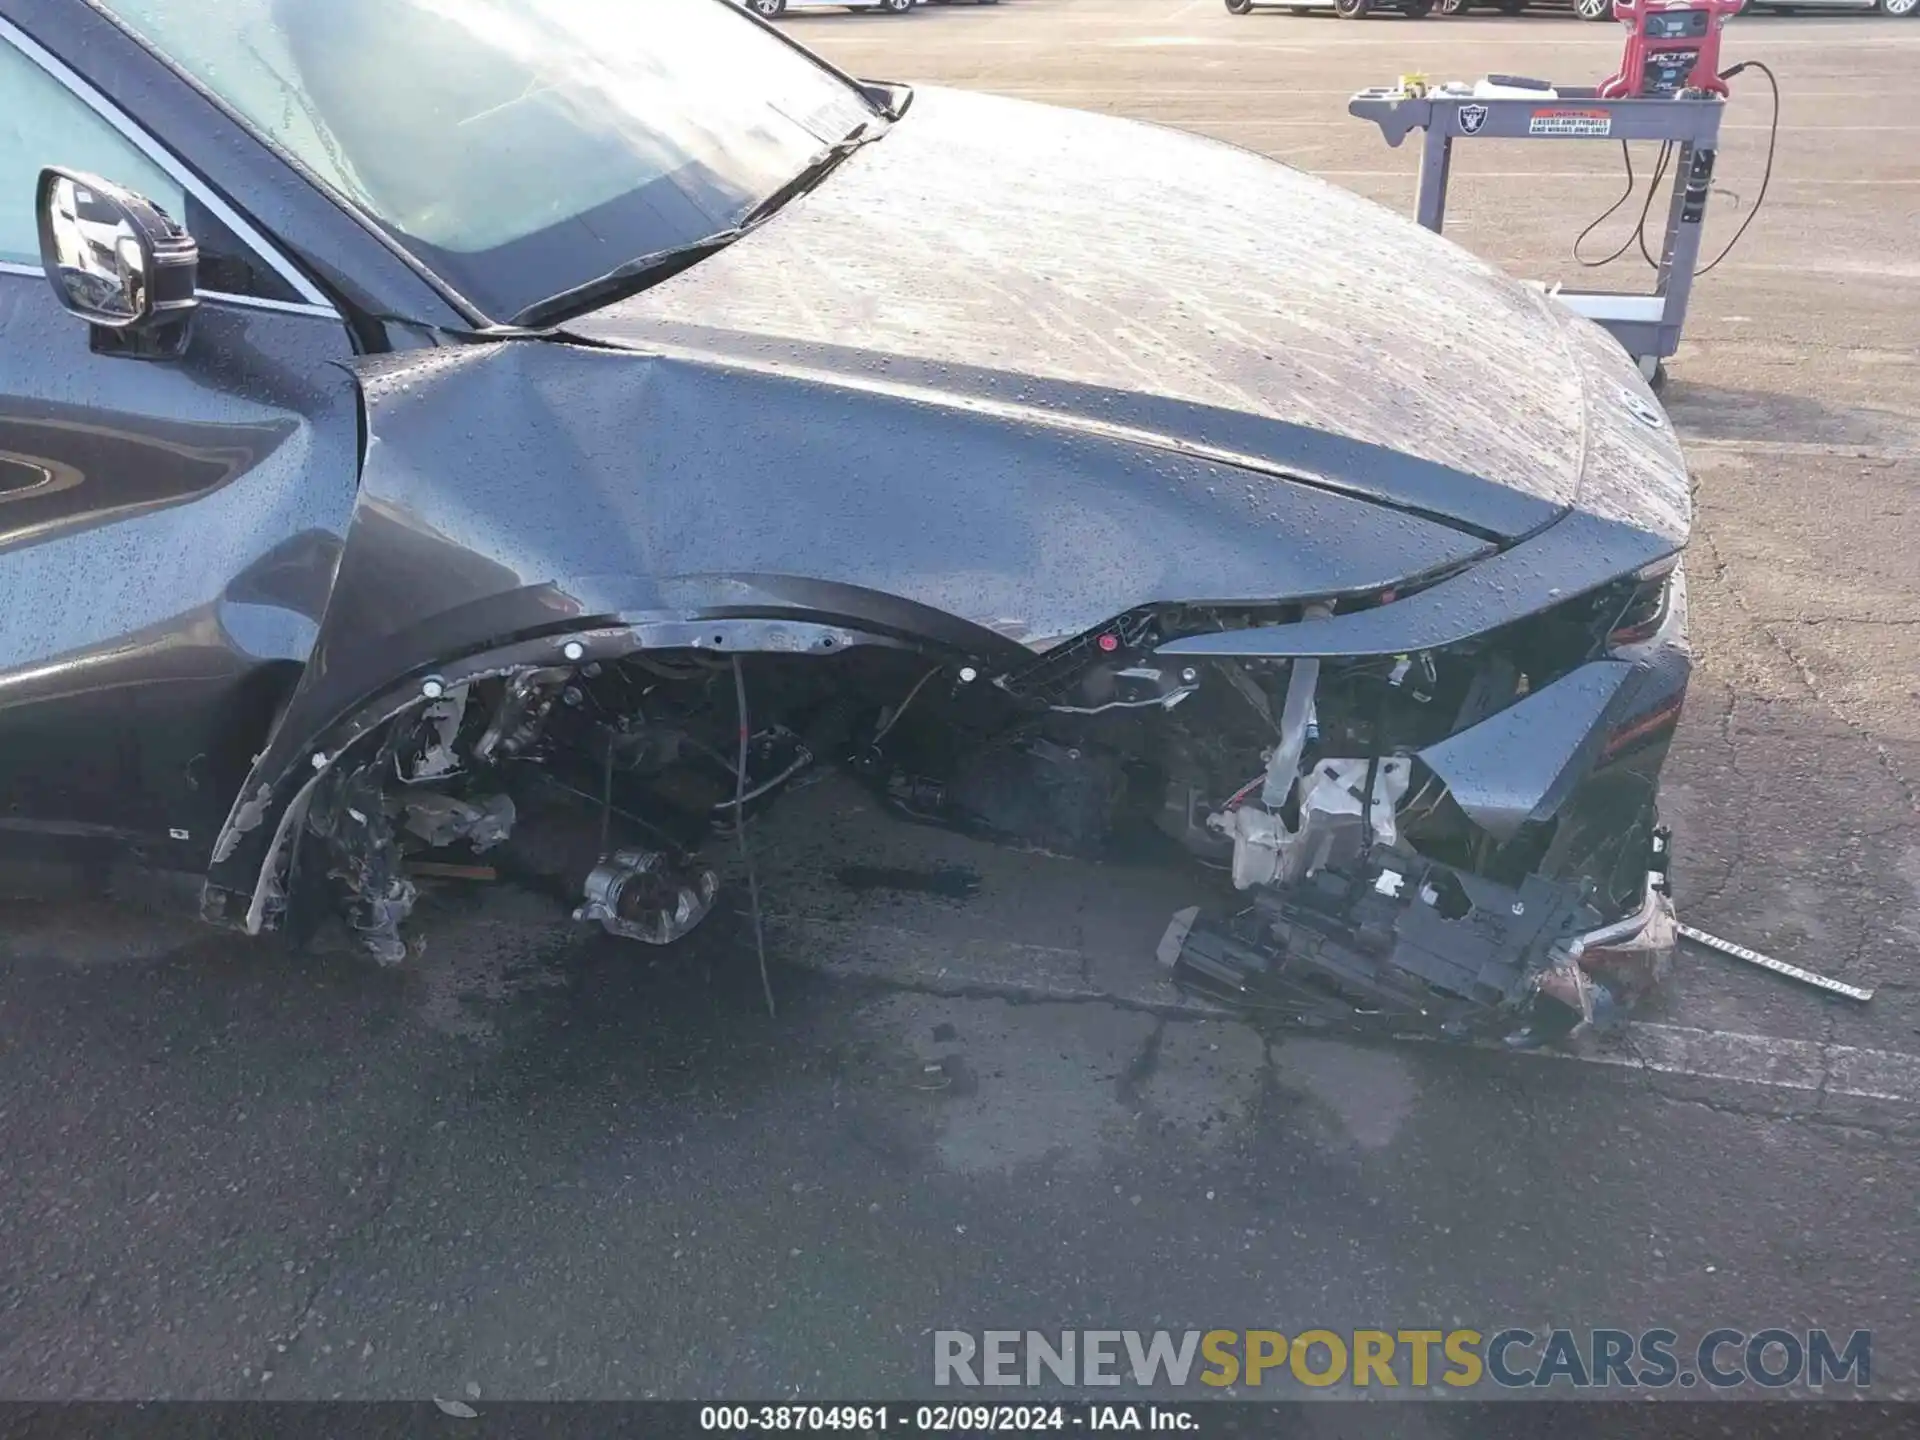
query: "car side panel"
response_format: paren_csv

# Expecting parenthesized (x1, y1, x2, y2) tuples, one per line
(0, 273, 360, 858)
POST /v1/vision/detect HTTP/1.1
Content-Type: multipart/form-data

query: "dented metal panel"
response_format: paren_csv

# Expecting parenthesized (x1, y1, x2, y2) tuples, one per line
(573, 86, 1687, 549)
(269, 337, 1497, 739)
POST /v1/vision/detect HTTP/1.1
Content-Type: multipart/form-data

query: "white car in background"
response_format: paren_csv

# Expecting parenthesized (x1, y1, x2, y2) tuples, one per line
(740, 0, 915, 15)
(1226, 0, 1437, 17)
(1736, 0, 1915, 15)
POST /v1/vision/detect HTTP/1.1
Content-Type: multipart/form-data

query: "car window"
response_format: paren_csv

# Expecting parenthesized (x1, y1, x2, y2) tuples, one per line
(94, 0, 879, 322)
(0, 37, 185, 268)
(0, 36, 307, 301)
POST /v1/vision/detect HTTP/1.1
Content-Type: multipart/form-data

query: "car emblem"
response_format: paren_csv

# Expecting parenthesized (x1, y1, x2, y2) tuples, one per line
(1458, 104, 1489, 136)
(1620, 388, 1665, 429)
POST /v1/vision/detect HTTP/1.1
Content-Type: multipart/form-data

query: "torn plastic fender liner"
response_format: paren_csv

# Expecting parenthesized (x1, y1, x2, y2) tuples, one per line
(201, 614, 918, 933)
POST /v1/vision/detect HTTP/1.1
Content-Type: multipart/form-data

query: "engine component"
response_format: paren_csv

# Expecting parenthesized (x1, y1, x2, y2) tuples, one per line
(574, 848, 720, 945)
(1214, 756, 1412, 890)
(473, 668, 571, 761)
(712, 728, 814, 813)
(1156, 779, 1235, 861)
(889, 736, 1130, 856)
(399, 792, 516, 851)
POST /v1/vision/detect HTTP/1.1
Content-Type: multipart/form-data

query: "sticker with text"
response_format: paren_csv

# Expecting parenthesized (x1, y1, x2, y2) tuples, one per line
(1529, 108, 1612, 138)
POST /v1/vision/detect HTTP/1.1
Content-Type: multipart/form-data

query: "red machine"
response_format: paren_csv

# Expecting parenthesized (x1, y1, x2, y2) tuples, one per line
(1599, 0, 1742, 100)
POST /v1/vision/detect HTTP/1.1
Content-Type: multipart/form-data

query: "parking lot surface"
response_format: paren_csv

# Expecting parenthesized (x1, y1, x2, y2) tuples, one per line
(2, 0, 1916, 1404)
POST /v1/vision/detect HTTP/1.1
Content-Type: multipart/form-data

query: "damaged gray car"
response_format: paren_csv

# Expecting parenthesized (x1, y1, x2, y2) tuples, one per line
(0, 0, 1687, 1047)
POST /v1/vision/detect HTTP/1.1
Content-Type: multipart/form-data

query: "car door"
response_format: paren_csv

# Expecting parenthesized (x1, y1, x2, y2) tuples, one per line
(0, 17, 363, 863)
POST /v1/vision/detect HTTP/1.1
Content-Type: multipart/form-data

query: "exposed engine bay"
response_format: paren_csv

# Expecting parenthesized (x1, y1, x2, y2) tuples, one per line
(269, 557, 1687, 1048)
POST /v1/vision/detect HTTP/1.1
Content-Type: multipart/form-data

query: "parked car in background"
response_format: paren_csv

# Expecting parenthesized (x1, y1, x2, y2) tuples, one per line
(741, 0, 914, 16)
(1738, 0, 1915, 14)
(1441, 0, 1913, 15)
(1565, 0, 1915, 17)
(1227, 0, 1435, 18)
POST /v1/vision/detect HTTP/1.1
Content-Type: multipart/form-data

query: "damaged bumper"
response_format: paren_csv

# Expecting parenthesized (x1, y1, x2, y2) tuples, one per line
(1160, 845, 1675, 1044)
(1155, 566, 1691, 1042)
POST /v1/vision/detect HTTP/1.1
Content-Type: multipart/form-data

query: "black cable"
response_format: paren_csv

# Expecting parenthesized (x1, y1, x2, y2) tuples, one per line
(1636, 143, 1674, 272)
(1359, 753, 1380, 859)
(1574, 141, 1672, 271)
(1697, 59, 1779, 276)
(1573, 141, 1641, 268)
(732, 656, 777, 1020)
(1572, 59, 1779, 279)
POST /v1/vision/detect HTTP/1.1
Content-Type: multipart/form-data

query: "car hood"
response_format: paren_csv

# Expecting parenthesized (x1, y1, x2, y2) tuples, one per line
(569, 86, 1689, 548)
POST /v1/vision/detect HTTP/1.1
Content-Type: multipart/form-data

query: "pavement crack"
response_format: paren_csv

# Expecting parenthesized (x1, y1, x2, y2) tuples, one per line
(257, 1146, 410, 1380)
(1601, 1020, 1912, 1141)
(1648, 1088, 1918, 1144)
(1693, 526, 1920, 816)
(1678, 670, 1751, 915)
(835, 969, 1227, 1023)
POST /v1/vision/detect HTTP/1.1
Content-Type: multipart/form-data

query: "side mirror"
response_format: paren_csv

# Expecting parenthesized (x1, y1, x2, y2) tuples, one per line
(36, 167, 199, 359)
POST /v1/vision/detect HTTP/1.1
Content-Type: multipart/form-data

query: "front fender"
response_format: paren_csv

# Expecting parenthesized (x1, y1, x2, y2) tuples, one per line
(200, 607, 949, 933)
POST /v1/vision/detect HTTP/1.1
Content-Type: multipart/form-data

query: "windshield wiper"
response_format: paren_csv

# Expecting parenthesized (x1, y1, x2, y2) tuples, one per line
(510, 231, 746, 330)
(738, 120, 882, 230)
(509, 122, 886, 331)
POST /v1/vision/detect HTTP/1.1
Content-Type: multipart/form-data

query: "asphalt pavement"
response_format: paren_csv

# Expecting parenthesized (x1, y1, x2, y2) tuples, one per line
(2, 0, 1916, 1407)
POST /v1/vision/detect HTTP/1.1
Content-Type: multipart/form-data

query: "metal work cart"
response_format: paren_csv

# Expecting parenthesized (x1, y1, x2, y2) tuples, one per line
(1349, 86, 1725, 381)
